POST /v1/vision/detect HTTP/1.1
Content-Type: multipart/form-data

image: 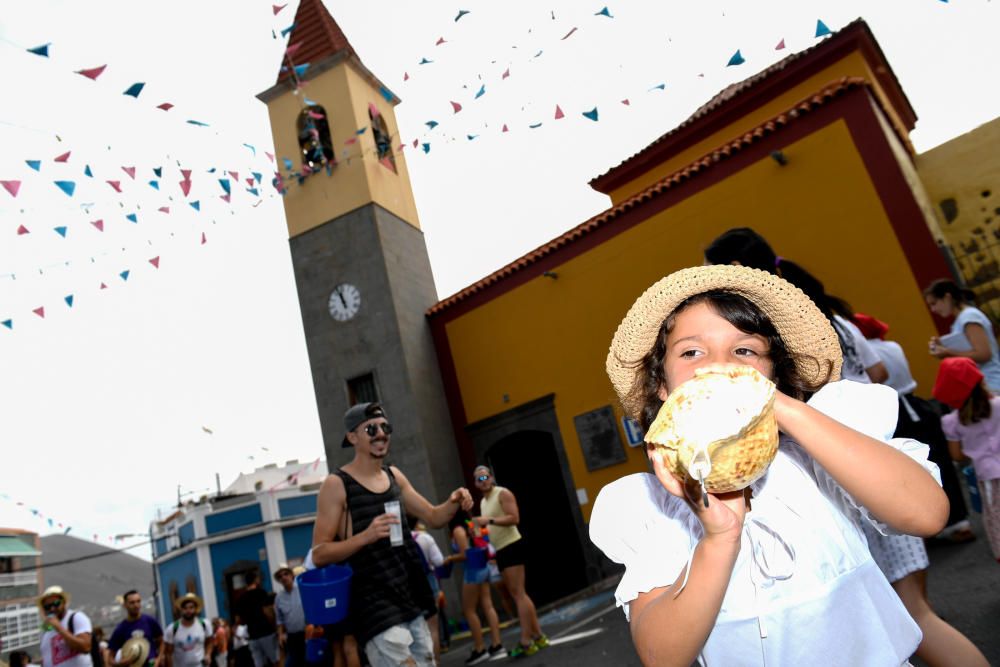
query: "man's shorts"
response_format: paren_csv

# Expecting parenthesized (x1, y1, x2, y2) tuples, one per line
(364, 616, 434, 667)
(495, 538, 528, 571)
(249, 634, 279, 667)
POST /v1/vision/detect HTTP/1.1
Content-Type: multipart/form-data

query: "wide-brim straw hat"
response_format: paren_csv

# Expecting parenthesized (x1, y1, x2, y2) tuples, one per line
(37, 585, 70, 612)
(607, 265, 842, 419)
(174, 592, 204, 613)
(120, 637, 151, 667)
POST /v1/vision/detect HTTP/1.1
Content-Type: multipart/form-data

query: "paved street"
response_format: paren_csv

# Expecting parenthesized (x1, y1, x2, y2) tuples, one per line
(441, 510, 999, 667)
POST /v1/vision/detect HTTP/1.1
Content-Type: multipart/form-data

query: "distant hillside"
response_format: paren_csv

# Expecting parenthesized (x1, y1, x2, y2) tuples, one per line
(40, 535, 156, 630)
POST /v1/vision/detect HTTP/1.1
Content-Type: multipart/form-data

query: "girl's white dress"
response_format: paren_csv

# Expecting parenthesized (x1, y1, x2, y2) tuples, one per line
(590, 381, 940, 667)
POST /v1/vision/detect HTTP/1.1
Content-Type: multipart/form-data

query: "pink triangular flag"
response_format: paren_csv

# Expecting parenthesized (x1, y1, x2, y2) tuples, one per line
(91, 219, 104, 231)
(220, 194, 231, 203)
(201, 232, 207, 245)
(554, 104, 565, 119)
(33, 307, 45, 318)
(775, 38, 786, 50)
(229, 171, 239, 182)
(100, 282, 108, 290)
(502, 124, 509, 133)
(265, 152, 275, 163)
(246, 177, 255, 187)
(502, 68, 510, 79)
(344, 137, 357, 145)
(436, 37, 446, 46)
(450, 100, 462, 113)
(157, 102, 174, 111)
(272, 3, 286, 14)
(149, 256, 160, 268)
(179, 180, 192, 196)
(403, 72, 410, 81)
(621, 99, 630, 106)
(1, 181, 21, 197)
(53, 151, 71, 163)
(121, 166, 136, 179)
(181, 169, 192, 180)
(16, 224, 29, 235)
(158, 206, 170, 213)
(285, 41, 303, 57)
(380, 156, 394, 169)
(106, 180, 122, 192)
(412, 138, 419, 148)
(76, 65, 107, 80)
(368, 102, 380, 118)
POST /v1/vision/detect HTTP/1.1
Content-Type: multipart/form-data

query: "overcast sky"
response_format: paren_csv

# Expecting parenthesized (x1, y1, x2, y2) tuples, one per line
(1, 0, 998, 559)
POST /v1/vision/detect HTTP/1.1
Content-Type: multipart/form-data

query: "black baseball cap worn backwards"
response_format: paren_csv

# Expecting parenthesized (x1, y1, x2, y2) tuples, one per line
(342, 402, 387, 448)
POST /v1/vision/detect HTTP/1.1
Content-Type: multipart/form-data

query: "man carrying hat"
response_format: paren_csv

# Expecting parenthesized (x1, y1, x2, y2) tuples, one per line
(311, 402, 473, 667)
(163, 594, 212, 667)
(272, 564, 305, 667)
(38, 585, 93, 667)
(107, 590, 163, 667)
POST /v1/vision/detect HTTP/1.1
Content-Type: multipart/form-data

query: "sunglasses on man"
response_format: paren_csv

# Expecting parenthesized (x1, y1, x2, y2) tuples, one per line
(476, 475, 489, 482)
(43, 600, 63, 611)
(361, 422, 393, 437)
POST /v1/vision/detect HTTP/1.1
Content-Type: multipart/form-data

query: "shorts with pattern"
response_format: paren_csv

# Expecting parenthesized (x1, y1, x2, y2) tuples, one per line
(863, 523, 929, 583)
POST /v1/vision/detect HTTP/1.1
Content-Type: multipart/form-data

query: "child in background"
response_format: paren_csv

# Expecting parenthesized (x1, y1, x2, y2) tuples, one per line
(591, 265, 953, 666)
(935, 357, 1000, 563)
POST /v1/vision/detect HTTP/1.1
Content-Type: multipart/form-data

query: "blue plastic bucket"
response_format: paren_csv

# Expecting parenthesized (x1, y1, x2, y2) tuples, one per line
(434, 562, 453, 579)
(465, 547, 487, 571)
(297, 565, 352, 625)
(305, 638, 328, 663)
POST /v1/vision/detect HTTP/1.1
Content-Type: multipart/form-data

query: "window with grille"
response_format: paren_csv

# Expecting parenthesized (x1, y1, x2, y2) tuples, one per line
(369, 108, 396, 172)
(347, 373, 379, 405)
(297, 104, 334, 170)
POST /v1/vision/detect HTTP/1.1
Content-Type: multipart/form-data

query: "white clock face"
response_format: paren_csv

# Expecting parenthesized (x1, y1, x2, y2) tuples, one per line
(328, 283, 361, 321)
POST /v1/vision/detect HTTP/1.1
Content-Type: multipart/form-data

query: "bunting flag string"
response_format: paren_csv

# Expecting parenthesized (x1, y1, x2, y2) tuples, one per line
(265, 458, 324, 495)
(0, 491, 145, 545)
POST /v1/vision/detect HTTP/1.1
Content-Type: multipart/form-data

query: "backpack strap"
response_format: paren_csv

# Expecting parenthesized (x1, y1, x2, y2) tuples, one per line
(67, 612, 76, 635)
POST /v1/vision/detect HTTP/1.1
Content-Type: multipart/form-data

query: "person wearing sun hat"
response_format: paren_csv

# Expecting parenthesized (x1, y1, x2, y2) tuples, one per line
(164, 593, 212, 667)
(38, 585, 94, 667)
(590, 264, 961, 666)
(272, 563, 306, 667)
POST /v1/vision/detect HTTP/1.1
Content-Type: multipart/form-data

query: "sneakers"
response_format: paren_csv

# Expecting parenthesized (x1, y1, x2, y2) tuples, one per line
(508, 642, 538, 659)
(488, 644, 507, 660)
(465, 648, 489, 665)
(532, 634, 550, 650)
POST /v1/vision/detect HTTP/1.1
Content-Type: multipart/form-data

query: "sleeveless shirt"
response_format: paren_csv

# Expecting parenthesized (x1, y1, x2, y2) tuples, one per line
(480, 485, 522, 551)
(336, 467, 434, 646)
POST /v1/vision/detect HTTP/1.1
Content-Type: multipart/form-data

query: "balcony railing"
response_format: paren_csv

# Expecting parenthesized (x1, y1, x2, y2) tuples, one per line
(0, 572, 38, 586)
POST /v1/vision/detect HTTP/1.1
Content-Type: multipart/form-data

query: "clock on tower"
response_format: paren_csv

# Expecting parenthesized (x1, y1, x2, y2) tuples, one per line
(256, 0, 462, 505)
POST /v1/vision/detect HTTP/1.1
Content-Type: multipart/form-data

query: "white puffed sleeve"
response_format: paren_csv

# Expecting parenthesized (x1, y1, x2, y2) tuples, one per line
(804, 381, 942, 534)
(589, 473, 700, 620)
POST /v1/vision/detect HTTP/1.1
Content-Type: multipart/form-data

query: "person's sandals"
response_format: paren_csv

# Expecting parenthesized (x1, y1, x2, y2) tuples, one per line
(935, 519, 976, 544)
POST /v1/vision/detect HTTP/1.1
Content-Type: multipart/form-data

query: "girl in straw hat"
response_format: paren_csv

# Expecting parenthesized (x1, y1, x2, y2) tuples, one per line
(591, 265, 952, 667)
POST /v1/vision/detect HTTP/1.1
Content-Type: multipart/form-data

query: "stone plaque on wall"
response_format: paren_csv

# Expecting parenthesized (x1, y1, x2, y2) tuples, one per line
(574, 405, 627, 471)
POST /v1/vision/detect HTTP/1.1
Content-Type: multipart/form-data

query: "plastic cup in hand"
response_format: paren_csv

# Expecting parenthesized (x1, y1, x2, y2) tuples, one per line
(384, 500, 404, 546)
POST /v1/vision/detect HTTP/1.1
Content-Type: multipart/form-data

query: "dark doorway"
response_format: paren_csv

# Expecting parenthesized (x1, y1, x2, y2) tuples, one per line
(222, 560, 261, 621)
(486, 430, 588, 606)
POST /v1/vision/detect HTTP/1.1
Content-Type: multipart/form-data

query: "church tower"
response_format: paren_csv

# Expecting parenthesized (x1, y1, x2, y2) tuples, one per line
(257, 0, 461, 502)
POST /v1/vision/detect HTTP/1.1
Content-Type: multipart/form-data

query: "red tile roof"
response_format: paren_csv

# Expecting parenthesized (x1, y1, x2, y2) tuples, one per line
(427, 77, 873, 318)
(589, 19, 915, 194)
(277, 0, 356, 83)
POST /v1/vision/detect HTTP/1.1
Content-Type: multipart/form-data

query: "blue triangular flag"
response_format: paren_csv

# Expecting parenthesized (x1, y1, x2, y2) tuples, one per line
(356, 126, 368, 135)
(379, 85, 394, 103)
(126, 213, 138, 223)
(582, 107, 599, 121)
(1, 320, 11, 330)
(304, 97, 318, 106)
(283, 157, 294, 171)
(26, 160, 41, 171)
(187, 120, 210, 127)
(595, 6, 613, 18)
(47, 518, 54, 527)
(27, 43, 50, 57)
(54, 226, 67, 237)
(815, 19, 831, 37)
(219, 178, 231, 193)
(727, 49, 745, 66)
(64, 295, 74, 307)
(120, 270, 130, 281)
(649, 83, 666, 91)
(467, 134, 479, 141)
(419, 57, 433, 65)
(252, 171, 262, 184)
(246, 187, 259, 197)
(84, 165, 93, 177)
(293, 63, 310, 78)
(64, 527, 71, 535)
(426, 120, 439, 129)
(475, 84, 486, 99)
(280, 22, 296, 37)
(529, 122, 543, 128)
(123, 82, 145, 97)
(455, 9, 470, 21)
(207, 167, 216, 173)
(243, 143, 256, 155)
(149, 180, 159, 190)
(153, 167, 162, 177)
(190, 200, 200, 211)
(422, 143, 431, 154)
(54, 181, 75, 196)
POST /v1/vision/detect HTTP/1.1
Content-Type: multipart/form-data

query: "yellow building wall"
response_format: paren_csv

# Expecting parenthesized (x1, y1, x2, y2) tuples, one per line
(265, 61, 421, 238)
(609, 51, 912, 204)
(916, 117, 1000, 321)
(446, 120, 939, 521)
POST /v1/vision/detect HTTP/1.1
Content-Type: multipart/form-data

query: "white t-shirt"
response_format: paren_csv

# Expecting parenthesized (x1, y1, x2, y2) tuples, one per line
(952, 306, 1000, 389)
(833, 315, 881, 383)
(232, 625, 249, 650)
(868, 339, 918, 395)
(590, 382, 940, 667)
(164, 618, 210, 667)
(412, 530, 445, 568)
(41, 609, 93, 667)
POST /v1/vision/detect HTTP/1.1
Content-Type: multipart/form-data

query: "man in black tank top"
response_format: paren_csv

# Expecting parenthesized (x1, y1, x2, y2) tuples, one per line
(311, 403, 473, 667)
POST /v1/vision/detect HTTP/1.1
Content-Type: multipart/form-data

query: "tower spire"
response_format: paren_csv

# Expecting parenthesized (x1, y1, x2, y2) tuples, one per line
(277, 0, 356, 83)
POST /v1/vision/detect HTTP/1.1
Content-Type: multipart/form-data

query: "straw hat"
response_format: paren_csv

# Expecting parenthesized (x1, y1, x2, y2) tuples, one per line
(37, 585, 70, 612)
(174, 592, 203, 613)
(119, 637, 150, 667)
(607, 265, 842, 419)
(273, 562, 293, 579)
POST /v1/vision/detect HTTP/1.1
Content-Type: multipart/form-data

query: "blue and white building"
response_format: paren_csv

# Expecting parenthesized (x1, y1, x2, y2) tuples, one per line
(150, 461, 324, 622)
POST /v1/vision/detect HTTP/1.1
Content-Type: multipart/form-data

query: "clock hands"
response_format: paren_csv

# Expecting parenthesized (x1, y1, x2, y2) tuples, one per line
(335, 286, 348, 309)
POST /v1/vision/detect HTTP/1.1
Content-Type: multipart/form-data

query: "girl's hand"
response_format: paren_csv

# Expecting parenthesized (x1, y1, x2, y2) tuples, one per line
(929, 336, 950, 359)
(648, 446, 746, 543)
